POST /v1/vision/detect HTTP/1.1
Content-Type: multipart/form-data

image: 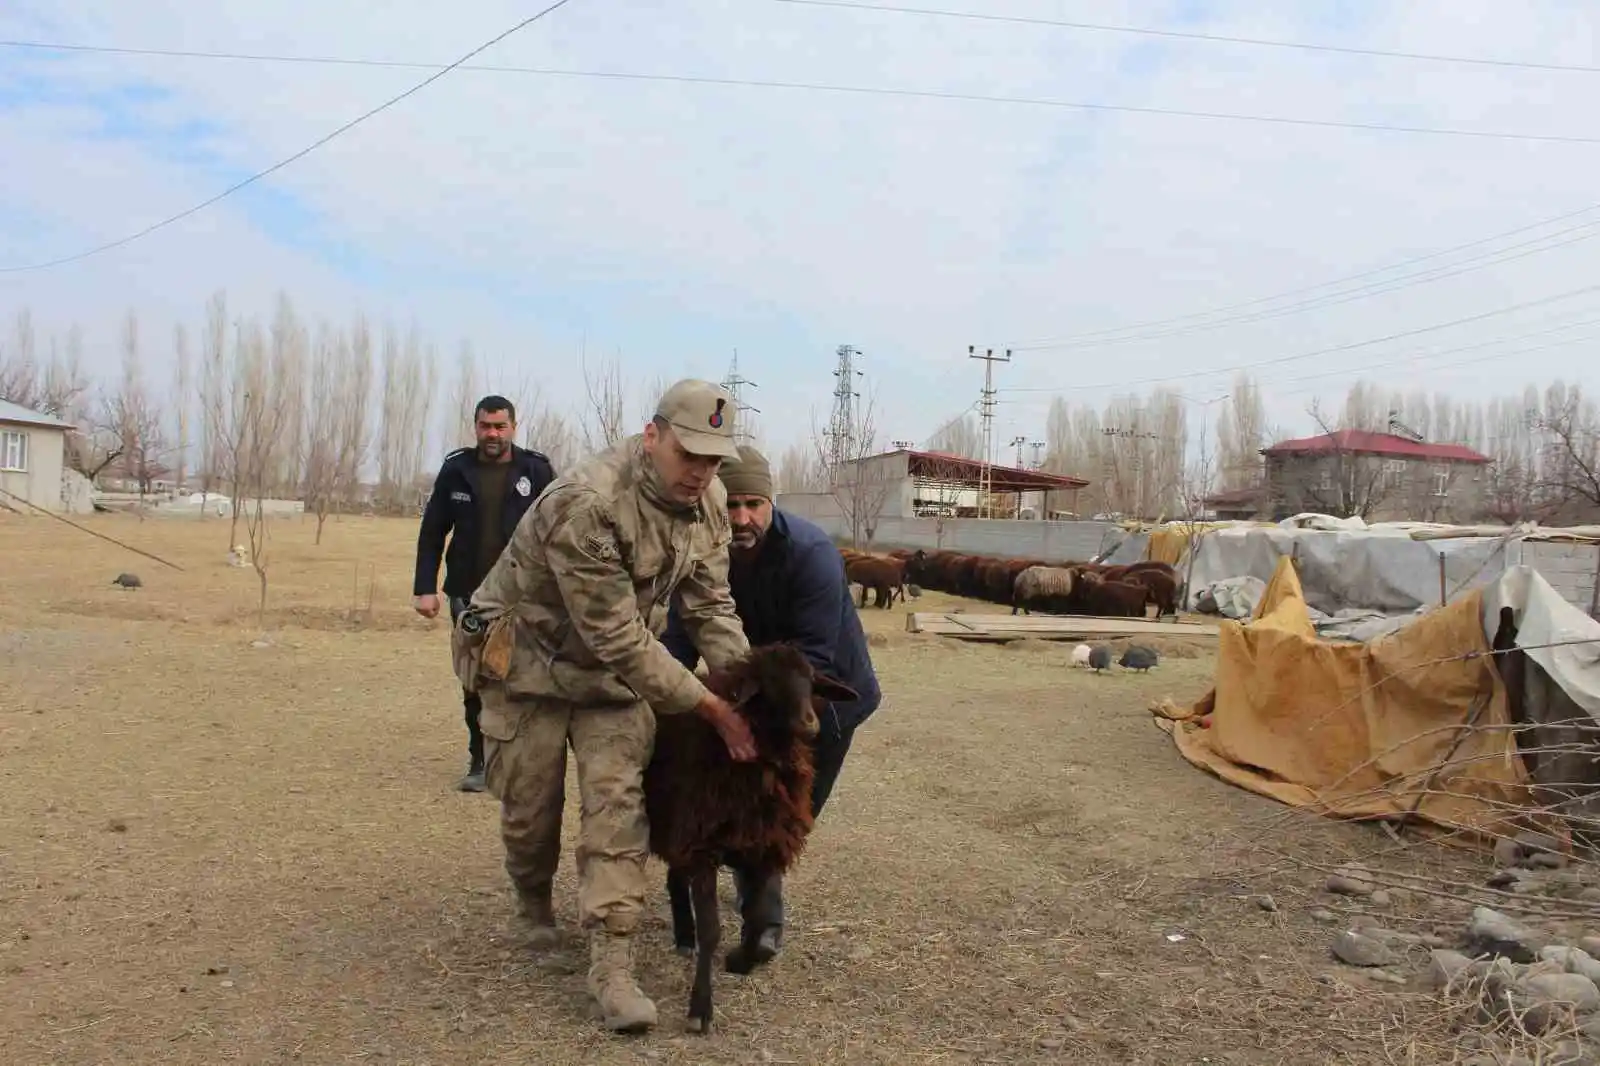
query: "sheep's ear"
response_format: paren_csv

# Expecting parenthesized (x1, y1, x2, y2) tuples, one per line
(811, 673, 859, 703)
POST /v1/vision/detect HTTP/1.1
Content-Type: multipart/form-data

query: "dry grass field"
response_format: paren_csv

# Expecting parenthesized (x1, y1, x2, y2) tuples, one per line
(0, 509, 1505, 1064)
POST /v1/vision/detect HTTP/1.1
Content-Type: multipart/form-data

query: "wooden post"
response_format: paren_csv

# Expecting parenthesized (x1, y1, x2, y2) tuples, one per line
(1439, 554, 1447, 607)
(1589, 546, 1600, 621)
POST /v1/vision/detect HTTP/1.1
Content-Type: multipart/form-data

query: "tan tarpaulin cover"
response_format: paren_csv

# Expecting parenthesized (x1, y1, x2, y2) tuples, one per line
(1144, 524, 1234, 567)
(1152, 555, 1535, 841)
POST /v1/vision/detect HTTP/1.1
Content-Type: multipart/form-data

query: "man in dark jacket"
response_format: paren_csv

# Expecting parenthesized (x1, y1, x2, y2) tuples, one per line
(413, 394, 556, 792)
(660, 444, 881, 961)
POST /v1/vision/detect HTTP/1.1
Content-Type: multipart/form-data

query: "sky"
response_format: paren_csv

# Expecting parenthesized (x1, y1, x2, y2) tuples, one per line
(2, 0, 1599, 465)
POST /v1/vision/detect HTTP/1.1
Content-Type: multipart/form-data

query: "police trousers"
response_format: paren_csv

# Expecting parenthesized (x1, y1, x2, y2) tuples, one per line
(478, 684, 657, 935)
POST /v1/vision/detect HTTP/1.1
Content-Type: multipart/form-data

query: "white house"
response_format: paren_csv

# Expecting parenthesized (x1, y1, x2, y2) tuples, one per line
(0, 398, 74, 513)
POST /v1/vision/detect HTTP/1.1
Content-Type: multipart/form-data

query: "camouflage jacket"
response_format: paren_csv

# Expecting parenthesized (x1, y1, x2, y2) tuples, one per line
(468, 434, 750, 712)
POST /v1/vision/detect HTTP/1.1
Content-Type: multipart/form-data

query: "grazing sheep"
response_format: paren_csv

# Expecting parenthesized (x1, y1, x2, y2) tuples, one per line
(1087, 645, 1112, 672)
(1119, 645, 1160, 672)
(1012, 565, 1077, 616)
(646, 643, 858, 1034)
(843, 555, 905, 609)
(1070, 643, 1092, 668)
(1082, 578, 1149, 618)
(1123, 569, 1179, 620)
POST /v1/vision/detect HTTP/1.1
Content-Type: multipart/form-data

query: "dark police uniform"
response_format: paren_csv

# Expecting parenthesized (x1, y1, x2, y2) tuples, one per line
(413, 443, 556, 781)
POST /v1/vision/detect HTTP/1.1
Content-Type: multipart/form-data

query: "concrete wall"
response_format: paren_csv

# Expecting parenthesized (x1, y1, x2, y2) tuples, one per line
(778, 491, 1119, 562)
(1514, 540, 1600, 619)
(0, 423, 66, 513)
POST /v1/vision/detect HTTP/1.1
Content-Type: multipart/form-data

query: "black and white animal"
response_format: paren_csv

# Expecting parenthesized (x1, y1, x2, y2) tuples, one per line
(1119, 645, 1160, 672)
(1087, 645, 1112, 672)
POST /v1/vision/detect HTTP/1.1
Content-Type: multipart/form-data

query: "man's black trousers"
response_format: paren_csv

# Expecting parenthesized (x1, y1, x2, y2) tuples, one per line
(447, 596, 484, 769)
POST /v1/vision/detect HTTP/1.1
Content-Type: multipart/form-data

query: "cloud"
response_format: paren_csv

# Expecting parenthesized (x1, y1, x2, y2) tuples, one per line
(2, 0, 1598, 459)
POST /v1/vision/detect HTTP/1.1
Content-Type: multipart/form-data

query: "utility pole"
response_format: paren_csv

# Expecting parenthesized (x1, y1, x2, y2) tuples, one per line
(721, 349, 759, 445)
(1010, 434, 1028, 468)
(969, 345, 1011, 518)
(1101, 418, 1160, 518)
(825, 345, 863, 476)
(1029, 440, 1046, 470)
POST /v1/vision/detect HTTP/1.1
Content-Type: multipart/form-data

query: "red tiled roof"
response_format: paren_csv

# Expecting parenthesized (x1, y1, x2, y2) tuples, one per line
(1203, 486, 1263, 507)
(895, 448, 1090, 491)
(1261, 429, 1491, 464)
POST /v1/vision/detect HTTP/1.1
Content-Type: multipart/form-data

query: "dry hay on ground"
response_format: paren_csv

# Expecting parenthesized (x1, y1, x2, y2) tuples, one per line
(0, 513, 1520, 1064)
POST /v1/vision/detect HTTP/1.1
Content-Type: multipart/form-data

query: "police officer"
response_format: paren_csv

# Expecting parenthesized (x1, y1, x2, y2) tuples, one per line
(661, 444, 882, 964)
(461, 379, 757, 1034)
(412, 394, 556, 792)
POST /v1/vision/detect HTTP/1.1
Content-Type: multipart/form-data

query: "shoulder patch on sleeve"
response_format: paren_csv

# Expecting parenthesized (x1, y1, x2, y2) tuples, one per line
(444, 446, 471, 462)
(583, 532, 621, 562)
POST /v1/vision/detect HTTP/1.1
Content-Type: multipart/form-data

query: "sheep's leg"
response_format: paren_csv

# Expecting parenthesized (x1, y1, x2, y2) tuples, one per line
(666, 867, 696, 957)
(685, 865, 719, 1034)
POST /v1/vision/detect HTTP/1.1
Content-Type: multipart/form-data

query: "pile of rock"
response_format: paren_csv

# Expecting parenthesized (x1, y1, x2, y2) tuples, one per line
(1315, 847, 1600, 1063)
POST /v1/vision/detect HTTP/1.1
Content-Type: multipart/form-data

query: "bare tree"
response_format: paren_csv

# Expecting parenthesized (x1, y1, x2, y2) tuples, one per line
(375, 323, 433, 513)
(335, 315, 375, 516)
(775, 440, 828, 494)
(924, 412, 983, 458)
(102, 310, 169, 508)
(445, 340, 480, 451)
(230, 318, 296, 627)
(1215, 371, 1266, 491)
(197, 290, 235, 526)
(302, 324, 343, 543)
(812, 382, 890, 546)
(1533, 381, 1600, 521)
(173, 324, 191, 492)
(1177, 412, 1220, 609)
(1285, 399, 1395, 519)
(580, 352, 628, 454)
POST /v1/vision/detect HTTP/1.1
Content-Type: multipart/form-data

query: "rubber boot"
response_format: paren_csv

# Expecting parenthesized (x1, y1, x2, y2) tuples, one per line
(587, 930, 658, 1033)
(732, 867, 785, 964)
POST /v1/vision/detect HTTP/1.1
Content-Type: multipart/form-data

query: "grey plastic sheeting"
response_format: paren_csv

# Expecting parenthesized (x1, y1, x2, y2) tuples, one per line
(1177, 526, 1514, 615)
(1482, 564, 1600, 718)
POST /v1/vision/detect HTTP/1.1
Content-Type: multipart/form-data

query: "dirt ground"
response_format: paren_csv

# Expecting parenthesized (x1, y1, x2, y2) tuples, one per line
(0, 510, 1499, 1064)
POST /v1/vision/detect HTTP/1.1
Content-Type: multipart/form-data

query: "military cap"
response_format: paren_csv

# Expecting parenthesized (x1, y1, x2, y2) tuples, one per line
(654, 378, 741, 459)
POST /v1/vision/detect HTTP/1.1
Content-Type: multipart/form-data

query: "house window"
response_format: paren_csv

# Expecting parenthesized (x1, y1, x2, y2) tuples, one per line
(1384, 459, 1406, 487)
(1318, 467, 1332, 491)
(0, 430, 27, 472)
(1432, 467, 1450, 496)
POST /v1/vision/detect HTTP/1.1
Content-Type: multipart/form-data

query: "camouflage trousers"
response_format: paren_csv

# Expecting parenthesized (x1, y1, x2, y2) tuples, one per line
(477, 684, 657, 934)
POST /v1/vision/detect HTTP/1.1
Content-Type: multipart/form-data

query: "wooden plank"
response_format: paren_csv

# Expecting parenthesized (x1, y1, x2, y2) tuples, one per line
(905, 612, 1215, 642)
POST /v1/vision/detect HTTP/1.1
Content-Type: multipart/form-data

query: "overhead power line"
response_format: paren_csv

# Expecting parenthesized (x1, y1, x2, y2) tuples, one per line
(1006, 201, 1600, 349)
(5, 40, 1600, 149)
(0, 0, 576, 273)
(1010, 217, 1600, 351)
(1006, 281, 1600, 392)
(773, 0, 1600, 76)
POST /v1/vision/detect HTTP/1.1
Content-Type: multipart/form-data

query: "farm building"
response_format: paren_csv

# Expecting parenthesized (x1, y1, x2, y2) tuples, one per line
(779, 447, 1108, 559)
(0, 398, 73, 514)
(1261, 428, 1493, 523)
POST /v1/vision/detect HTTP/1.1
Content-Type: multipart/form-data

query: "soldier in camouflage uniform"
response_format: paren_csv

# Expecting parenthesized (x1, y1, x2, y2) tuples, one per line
(460, 378, 758, 1034)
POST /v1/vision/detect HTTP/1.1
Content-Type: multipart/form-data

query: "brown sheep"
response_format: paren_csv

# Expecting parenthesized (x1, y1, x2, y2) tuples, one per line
(650, 643, 859, 1033)
(1122, 568, 1179, 620)
(1082, 578, 1150, 618)
(844, 555, 905, 609)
